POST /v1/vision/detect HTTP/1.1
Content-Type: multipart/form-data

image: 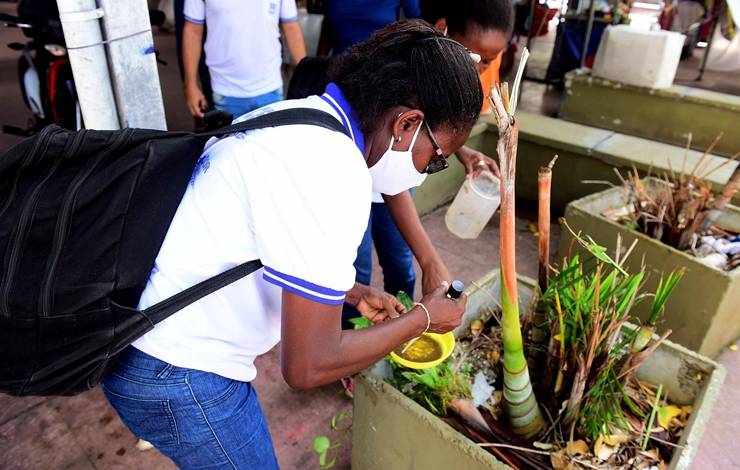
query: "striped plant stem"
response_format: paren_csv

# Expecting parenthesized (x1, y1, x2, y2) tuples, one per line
(491, 85, 545, 439)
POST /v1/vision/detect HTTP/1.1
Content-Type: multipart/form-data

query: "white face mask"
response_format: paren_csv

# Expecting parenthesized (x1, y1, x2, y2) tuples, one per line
(368, 121, 427, 196)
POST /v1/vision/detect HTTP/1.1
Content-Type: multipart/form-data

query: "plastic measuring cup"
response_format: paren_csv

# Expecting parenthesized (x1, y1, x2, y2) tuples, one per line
(445, 170, 500, 239)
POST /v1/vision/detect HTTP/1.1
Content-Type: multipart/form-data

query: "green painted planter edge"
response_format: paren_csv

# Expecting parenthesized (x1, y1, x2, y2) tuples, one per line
(565, 69, 740, 112)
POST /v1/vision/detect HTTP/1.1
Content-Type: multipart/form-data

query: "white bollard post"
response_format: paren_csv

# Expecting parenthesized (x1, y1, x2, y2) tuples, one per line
(97, 0, 167, 130)
(56, 0, 120, 130)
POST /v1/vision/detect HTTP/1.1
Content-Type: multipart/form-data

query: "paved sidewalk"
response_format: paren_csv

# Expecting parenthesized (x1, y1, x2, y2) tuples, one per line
(0, 206, 554, 470)
(2, 207, 736, 469)
(1, 2, 738, 466)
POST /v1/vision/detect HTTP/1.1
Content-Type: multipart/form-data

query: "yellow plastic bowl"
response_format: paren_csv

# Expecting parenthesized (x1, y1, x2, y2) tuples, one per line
(390, 331, 455, 370)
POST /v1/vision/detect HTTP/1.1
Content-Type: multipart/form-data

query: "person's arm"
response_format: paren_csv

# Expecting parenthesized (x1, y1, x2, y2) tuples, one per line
(280, 20, 307, 64)
(383, 191, 451, 295)
(182, 20, 208, 118)
(280, 282, 465, 389)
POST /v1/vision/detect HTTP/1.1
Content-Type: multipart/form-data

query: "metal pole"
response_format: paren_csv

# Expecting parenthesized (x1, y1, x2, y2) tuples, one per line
(521, 0, 540, 88)
(697, 0, 721, 81)
(56, 0, 120, 129)
(580, 0, 597, 68)
(97, 0, 167, 130)
(525, 0, 539, 51)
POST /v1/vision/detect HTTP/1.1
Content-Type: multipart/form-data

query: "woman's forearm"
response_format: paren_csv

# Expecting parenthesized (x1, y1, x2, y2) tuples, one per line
(280, 291, 427, 389)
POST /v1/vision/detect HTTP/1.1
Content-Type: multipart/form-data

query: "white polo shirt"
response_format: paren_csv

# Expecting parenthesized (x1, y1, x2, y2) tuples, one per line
(132, 93, 371, 381)
(183, 0, 298, 97)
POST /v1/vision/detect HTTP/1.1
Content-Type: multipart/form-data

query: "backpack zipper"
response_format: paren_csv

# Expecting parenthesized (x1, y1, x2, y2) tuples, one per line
(36, 130, 89, 317)
(1, 159, 63, 317)
(0, 127, 60, 317)
(0, 126, 59, 219)
(39, 129, 134, 317)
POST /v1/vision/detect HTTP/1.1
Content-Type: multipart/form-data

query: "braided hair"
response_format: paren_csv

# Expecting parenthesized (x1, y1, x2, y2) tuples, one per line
(327, 20, 483, 135)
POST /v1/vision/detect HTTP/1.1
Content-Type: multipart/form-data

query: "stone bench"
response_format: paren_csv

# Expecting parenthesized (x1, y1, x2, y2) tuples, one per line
(560, 69, 740, 157)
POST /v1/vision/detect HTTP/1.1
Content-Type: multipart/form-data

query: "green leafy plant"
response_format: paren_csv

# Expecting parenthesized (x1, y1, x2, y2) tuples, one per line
(542, 226, 682, 440)
(648, 270, 684, 327)
(396, 290, 414, 311)
(389, 359, 472, 415)
(348, 316, 372, 330)
(312, 410, 352, 469)
(633, 269, 685, 352)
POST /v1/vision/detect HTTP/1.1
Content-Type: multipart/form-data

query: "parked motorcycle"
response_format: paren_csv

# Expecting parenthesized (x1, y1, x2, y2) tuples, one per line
(1, 6, 80, 136)
(2, 1, 167, 136)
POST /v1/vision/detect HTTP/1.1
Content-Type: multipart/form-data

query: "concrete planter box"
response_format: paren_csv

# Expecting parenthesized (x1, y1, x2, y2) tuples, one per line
(561, 70, 740, 157)
(352, 270, 725, 470)
(557, 178, 740, 358)
(413, 114, 738, 216)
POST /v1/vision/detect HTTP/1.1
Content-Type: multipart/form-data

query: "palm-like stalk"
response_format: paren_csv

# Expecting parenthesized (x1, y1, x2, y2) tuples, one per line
(489, 50, 544, 438)
(538, 155, 558, 293)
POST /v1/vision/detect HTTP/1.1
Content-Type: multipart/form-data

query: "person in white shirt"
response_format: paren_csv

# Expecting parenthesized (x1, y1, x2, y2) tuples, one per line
(103, 20, 482, 468)
(182, 0, 307, 119)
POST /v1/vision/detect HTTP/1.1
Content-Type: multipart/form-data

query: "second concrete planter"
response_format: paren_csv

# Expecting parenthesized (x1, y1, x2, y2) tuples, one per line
(557, 178, 740, 358)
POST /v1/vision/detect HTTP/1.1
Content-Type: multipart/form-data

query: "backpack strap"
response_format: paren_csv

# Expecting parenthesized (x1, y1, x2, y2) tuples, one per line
(142, 107, 350, 324)
(199, 107, 349, 139)
(143, 260, 264, 324)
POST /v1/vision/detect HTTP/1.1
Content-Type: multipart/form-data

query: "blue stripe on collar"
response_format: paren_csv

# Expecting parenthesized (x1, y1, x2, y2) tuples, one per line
(320, 82, 365, 155)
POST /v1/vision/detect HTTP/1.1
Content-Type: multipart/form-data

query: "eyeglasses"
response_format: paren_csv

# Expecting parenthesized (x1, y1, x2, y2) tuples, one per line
(422, 121, 448, 174)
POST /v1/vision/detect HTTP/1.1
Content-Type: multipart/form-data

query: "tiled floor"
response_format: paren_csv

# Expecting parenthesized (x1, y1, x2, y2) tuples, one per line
(1, 3, 739, 468)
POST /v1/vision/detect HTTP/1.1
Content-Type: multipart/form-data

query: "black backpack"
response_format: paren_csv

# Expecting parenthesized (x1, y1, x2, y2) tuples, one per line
(0, 108, 347, 396)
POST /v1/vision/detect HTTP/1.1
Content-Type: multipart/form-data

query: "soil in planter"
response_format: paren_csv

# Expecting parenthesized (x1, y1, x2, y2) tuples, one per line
(392, 311, 692, 470)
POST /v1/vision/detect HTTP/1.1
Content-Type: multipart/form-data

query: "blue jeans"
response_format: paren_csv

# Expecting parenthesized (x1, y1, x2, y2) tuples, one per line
(103, 347, 279, 470)
(212, 89, 284, 119)
(342, 200, 416, 328)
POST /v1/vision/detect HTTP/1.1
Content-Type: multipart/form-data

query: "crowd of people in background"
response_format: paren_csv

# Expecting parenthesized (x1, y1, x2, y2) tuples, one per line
(173, 0, 514, 121)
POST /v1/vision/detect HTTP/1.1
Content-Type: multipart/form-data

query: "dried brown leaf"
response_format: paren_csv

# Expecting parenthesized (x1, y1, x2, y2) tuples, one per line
(550, 450, 575, 470)
(566, 439, 589, 456)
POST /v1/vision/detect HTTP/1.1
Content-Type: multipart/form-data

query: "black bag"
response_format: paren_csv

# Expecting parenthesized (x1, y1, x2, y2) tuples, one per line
(287, 56, 332, 100)
(0, 108, 347, 396)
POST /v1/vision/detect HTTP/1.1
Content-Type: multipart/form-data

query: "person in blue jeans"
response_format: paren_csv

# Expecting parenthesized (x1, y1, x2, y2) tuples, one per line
(104, 348, 279, 469)
(181, 0, 306, 119)
(103, 21, 478, 468)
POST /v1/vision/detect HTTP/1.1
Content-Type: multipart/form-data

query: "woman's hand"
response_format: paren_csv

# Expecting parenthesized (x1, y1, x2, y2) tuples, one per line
(456, 145, 500, 178)
(417, 282, 467, 333)
(346, 284, 407, 323)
